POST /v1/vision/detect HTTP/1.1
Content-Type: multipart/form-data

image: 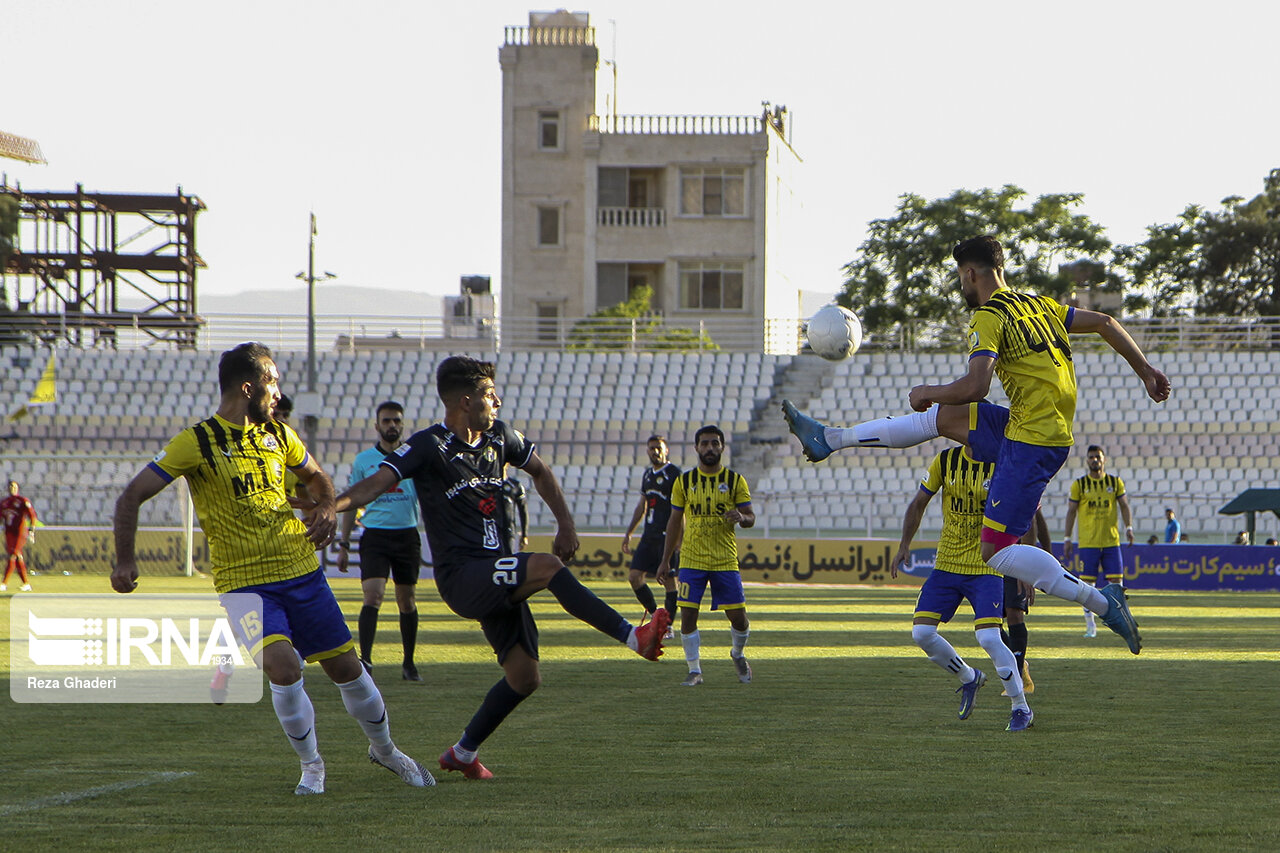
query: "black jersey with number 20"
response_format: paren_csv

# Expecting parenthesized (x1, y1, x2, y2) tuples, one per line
(380, 420, 535, 576)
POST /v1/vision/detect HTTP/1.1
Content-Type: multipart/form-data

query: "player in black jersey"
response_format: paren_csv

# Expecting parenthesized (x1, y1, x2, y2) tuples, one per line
(621, 435, 680, 626)
(336, 356, 671, 780)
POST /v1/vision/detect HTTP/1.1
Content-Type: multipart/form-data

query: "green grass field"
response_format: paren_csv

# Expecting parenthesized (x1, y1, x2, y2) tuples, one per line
(2, 576, 1278, 852)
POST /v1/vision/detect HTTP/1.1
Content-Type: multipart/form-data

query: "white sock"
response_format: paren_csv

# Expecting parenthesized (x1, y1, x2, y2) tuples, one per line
(988, 544, 1109, 613)
(827, 409, 939, 450)
(682, 630, 702, 673)
(976, 626, 1023, 699)
(270, 678, 320, 764)
(730, 626, 750, 658)
(911, 624, 974, 684)
(625, 628, 639, 652)
(218, 660, 235, 675)
(336, 668, 393, 755)
(1084, 610, 1096, 631)
(451, 742, 478, 763)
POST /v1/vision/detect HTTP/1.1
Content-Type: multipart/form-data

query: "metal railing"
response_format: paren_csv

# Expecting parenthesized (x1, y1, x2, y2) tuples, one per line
(597, 206, 667, 227)
(503, 25, 594, 47)
(589, 114, 764, 135)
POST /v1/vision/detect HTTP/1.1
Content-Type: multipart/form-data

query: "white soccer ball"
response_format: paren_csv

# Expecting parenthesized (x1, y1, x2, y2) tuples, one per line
(805, 304, 863, 361)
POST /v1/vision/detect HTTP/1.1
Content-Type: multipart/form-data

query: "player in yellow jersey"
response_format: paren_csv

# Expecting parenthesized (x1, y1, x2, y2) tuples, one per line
(658, 425, 755, 686)
(112, 342, 433, 795)
(1063, 445, 1133, 638)
(891, 437, 1035, 731)
(784, 235, 1169, 658)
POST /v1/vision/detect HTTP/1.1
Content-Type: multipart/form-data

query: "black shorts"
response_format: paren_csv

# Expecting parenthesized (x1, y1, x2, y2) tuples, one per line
(1004, 574, 1029, 613)
(435, 553, 538, 664)
(631, 537, 676, 577)
(358, 527, 422, 586)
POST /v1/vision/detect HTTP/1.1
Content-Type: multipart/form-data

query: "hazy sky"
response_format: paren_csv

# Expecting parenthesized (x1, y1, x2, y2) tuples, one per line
(5, 1, 1278, 307)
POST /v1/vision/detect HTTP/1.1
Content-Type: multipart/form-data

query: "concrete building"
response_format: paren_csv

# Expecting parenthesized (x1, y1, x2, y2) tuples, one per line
(498, 10, 802, 352)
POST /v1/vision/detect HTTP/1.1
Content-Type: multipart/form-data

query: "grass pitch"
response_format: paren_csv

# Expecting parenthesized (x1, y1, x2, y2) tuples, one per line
(2, 577, 1278, 852)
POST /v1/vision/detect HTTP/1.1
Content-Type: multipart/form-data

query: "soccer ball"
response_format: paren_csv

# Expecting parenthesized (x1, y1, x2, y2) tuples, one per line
(805, 304, 863, 361)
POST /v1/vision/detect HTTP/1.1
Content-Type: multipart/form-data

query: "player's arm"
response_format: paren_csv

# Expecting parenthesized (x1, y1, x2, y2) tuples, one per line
(1063, 500, 1079, 562)
(1117, 494, 1135, 544)
(909, 354, 995, 412)
(1068, 308, 1170, 403)
(657, 506, 684, 584)
(516, 490, 529, 549)
(522, 450, 578, 563)
(621, 495, 646, 554)
(336, 465, 400, 513)
(336, 507, 357, 573)
(112, 467, 171, 593)
(891, 488, 934, 579)
(291, 455, 337, 547)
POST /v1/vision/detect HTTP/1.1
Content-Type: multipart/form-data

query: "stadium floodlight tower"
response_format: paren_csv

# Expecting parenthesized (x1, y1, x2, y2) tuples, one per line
(294, 212, 335, 451)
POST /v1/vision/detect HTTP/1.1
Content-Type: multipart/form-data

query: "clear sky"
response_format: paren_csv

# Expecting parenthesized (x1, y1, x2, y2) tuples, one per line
(5, 1, 1278, 307)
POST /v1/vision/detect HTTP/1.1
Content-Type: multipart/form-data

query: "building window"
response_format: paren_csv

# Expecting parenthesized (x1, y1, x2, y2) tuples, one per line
(597, 262, 661, 309)
(679, 262, 745, 310)
(538, 111, 561, 150)
(537, 206, 561, 246)
(536, 302, 561, 342)
(680, 167, 746, 217)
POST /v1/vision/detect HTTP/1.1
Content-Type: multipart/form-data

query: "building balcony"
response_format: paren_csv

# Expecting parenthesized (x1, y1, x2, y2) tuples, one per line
(597, 207, 667, 227)
(589, 114, 764, 135)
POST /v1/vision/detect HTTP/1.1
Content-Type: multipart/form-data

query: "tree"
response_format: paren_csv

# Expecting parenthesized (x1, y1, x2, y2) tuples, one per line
(1123, 168, 1280, 317)
(566, 285, 718, 352)
(837, 186, 1112, 345)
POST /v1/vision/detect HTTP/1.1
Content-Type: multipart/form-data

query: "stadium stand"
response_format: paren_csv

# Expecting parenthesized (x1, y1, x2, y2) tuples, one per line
(2, 345, 1277, 542)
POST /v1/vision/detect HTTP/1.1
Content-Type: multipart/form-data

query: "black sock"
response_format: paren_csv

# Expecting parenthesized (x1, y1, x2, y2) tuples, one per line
(358, 605, 379, 662)
(1009, 622, 1028, 666)
(399, 608, 419, 664)
(546, 567, 630, 643)
(459, 678, 529, 751)
(633, 583, 658, 613)
(664, 589, 678, 615)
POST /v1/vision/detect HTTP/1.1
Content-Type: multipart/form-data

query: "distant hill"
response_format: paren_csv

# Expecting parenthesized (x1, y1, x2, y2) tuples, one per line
(193, 285, 446, 318)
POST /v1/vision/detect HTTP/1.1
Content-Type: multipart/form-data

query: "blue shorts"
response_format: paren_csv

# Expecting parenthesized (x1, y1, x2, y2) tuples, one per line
(914, 570, 1005, 629)
(967, 402, 1010, 464)
(1077, 546, 1123, 583)
(221, 569, 355, 663)
(983, 439, 1070, 542)
(677, 569, 746, 611)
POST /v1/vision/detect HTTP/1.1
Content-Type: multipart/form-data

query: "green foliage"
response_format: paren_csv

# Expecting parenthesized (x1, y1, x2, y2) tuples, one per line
(838, 186, 1111, 343)
(1126, 168, 1280, 317)
(0, 193, 18, 271)
(566, 284, 718, 352)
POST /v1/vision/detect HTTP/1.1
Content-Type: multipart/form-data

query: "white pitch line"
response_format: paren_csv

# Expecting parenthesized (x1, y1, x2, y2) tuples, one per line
(0, 771, 195, 816)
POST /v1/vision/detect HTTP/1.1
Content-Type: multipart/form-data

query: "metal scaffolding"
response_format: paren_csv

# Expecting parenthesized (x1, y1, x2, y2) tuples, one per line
(0, 182, 205, 349)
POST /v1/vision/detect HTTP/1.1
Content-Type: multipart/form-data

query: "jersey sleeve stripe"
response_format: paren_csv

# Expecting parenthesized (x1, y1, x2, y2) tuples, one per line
(147, 461, 176, 483)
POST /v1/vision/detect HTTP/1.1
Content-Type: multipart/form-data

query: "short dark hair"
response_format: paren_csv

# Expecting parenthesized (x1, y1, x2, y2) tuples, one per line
(218, 342, 274, 394)
(647, 434, 667, 445)
(375, 400, 404, 419)
(953, 235, 1004, 270)
(694, 424, 725, 445)
(436, 355, 496, 402)
(275, 394, 294, 419)
(1087, 444, 1104, 455)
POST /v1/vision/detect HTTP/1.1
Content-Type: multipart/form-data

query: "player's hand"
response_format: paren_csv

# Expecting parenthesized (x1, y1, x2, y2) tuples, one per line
(890, 546, 909, 579)
(288, 496, 317, 511)
(336, 548, 350, 573)
(1126, 528, 1135, 546)
(1063, 541, 1075, 562)
(722, 509, 743, 526)
(657, 563, 670, 585)
(1144, 367, 1171, 403)
(908, 385, 933, 412)
(111, 561, 139, 593)
(552, 527, 579, 563)
(1019, 580, 1035, 607)
(621, 534, 632, 555)
(302, 502, 337, 548)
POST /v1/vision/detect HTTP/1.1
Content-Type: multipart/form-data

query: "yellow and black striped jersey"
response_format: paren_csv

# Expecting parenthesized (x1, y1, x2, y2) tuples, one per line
(920, 446, 999, 576)
(968, 287, 1077, 447)
(148, 414, 318, 593)
(670, 466, 751, 572)
(1070, 473, 1126, 548)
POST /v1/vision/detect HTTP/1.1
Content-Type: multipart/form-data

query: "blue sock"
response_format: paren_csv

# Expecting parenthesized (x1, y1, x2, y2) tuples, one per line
(459, 678, 529, 751)
(546, 567, 631, 643)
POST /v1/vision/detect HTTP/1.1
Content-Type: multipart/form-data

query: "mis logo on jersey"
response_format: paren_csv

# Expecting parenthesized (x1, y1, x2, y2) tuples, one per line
(897, 548, 937, 578)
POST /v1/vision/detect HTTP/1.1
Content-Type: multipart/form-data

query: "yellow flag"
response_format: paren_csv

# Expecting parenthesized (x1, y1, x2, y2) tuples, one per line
(8, 351, 56, 421)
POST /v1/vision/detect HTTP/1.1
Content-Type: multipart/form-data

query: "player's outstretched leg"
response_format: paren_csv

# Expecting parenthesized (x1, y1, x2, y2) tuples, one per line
(1099, 583, 1142, 655)
(782, 400, 946, 463)
(781, 400, 834, 462)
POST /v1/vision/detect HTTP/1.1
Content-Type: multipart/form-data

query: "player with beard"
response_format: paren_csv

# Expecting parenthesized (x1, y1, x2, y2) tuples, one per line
(112, 342, 433, 795)
(335, 355, 670, 780)
(1063, 444, 1133, 638)
(621, 435, 681, 628)
(784, 236, 1168, 657)
(657, 425, 756, 686)
(336, 401, 425, 681)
